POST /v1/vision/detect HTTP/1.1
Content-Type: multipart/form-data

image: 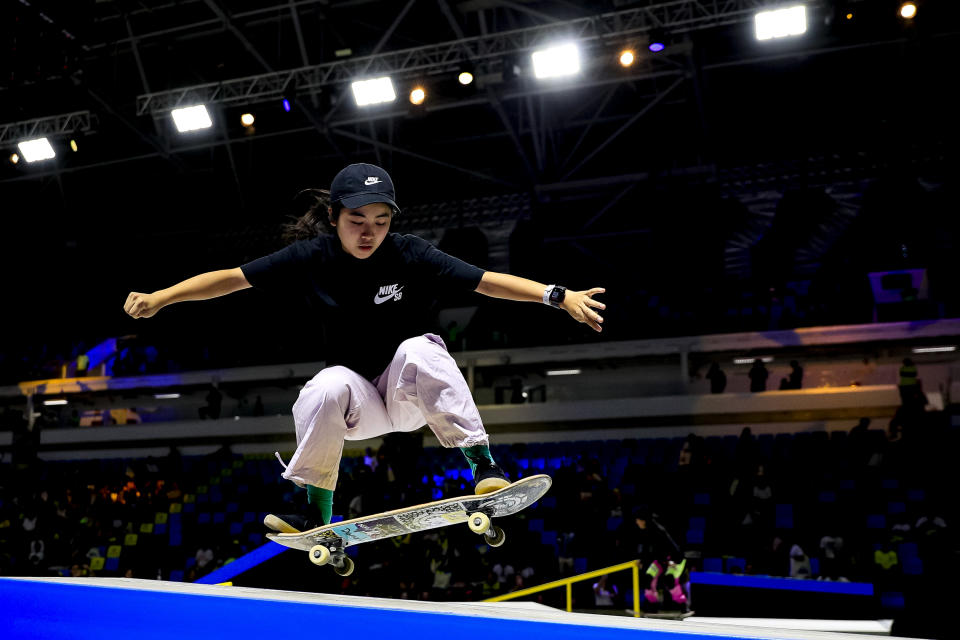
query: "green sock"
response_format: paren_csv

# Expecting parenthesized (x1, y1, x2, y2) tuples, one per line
(306, 486, 334, 525)
(460, 445, 495, 476)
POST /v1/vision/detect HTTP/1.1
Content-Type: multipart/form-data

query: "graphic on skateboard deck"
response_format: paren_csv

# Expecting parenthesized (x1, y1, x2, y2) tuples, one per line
(267, 473, 552, 576)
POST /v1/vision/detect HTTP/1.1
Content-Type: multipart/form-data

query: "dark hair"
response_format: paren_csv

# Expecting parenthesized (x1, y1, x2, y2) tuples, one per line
(281, 189, 342, 244)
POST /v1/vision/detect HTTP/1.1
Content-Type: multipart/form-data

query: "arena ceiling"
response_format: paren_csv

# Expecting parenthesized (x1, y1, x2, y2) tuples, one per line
(1, 0, 958, 342)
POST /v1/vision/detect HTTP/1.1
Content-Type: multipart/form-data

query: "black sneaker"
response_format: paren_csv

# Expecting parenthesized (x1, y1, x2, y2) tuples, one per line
(263, 513, 321, 534)
(474, 462, 510, 495)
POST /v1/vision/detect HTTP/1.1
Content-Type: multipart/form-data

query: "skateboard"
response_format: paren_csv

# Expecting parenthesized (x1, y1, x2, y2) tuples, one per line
(266, 473, 552, 576)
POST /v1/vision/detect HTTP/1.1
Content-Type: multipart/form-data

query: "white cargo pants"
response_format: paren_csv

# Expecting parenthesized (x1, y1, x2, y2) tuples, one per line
(279, 333, 489, 490)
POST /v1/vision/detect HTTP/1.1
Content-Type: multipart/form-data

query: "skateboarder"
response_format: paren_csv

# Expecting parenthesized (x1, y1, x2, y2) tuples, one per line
(123, 163, 606, 532)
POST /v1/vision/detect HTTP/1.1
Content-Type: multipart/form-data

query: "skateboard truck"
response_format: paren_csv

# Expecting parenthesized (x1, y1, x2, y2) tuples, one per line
(467, 512, 506, 547)
(309, 541, 355, 576)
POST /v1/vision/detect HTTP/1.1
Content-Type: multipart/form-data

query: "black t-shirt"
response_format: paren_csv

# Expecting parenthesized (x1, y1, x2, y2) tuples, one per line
(240, 233, 485, 380)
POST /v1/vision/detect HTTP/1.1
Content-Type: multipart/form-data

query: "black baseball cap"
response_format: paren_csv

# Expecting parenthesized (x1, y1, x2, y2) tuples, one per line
(329, 163, 401, 214)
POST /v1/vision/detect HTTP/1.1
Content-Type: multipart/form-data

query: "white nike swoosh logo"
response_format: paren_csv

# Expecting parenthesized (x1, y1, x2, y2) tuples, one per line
(373, 287, 403, 304)
(364, 177, 381, 185)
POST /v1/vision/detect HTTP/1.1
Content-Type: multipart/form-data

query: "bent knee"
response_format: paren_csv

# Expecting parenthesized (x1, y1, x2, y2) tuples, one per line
(296, 366, 354, 411)
(398, 334, 448, 358)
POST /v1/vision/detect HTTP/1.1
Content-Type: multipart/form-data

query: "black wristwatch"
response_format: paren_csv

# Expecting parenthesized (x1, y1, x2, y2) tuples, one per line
(548, 285, 567, 308)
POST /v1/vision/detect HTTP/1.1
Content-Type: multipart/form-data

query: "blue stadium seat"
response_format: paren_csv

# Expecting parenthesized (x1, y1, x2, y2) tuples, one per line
(887, 502, 906, 515)
(689, 516, 706, 531)
(725, 557, 745, 573)
(703, 557, 723, 572)
(907, 489, 926, 502)
(606, 517, 623, 531)
(902, 557, 923, 575)
(686, 529, 704, 545)
(866, 514, 886, 529)
(775, 504, 794, 529)
(881, 592, 905, 609)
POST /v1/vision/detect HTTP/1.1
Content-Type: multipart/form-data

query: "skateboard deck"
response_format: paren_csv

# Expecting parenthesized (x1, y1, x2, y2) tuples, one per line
(267, 473, 551, 573)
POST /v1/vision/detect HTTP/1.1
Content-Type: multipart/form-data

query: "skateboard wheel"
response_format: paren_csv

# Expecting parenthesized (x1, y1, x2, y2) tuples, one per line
(309, 545, 331, 566)
(467, 512, 491, 534)
(485, 525, 506, 548)
(334, 557, 355, 577)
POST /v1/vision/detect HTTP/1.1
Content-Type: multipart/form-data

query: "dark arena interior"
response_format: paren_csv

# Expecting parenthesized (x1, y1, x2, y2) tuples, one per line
(1, 1, 958, 639)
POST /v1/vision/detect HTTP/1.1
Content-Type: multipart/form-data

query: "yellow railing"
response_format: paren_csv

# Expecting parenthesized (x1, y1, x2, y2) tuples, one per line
(483, 559, 642, 617)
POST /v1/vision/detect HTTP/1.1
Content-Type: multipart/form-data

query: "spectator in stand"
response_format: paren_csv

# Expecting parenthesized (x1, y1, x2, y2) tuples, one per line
(592, 574, 618, 608)
(706, 362, 727, 394)
(898, 358, 923, 408)
(75, 352, 89, 378)
(749, 359, 769, 392)
(197, 383, 222, 420)
(788, 360, 803, 389)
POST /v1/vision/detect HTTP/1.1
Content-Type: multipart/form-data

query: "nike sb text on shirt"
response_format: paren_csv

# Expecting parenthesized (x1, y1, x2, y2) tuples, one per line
(374, 284, 403, 304)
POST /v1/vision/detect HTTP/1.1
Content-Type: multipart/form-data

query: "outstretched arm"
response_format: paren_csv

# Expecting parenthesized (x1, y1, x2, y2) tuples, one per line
(475, 271, 606, 332)
(124, 268, 251, 319)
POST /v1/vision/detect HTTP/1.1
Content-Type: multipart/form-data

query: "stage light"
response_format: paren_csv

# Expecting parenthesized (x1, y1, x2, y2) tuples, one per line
(619, 49, 636, 66)
(409, 87, 426, 105)
(282, 98, 291, 112)
(900, 3, 917, 19)
(458, 71, 474, 85)
(10, 153, 20, 164)
(546, 369, 582, 376)
(43, 399, 68, 406)
(70, 139, 78, 152)
(241, 113, 255, 127)
(17, 137, 56, 162)
(154, 393, 182, 399)
(171, 105, 212, 132)
(912, 346, 956, 354)
(734, 357, 774, 365)
(648, 42, 665, 53)
(755, 5, 807, 41)
(531, 43, 581, 79)
(351, 77, 396, 106)
(846, 13, 853, 20)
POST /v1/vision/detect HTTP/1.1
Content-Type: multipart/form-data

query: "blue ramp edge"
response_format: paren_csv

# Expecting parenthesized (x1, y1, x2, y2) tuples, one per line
(689, 572, 873, 596)
(0, 578, 749, 640)
(194, 541, 289, 585)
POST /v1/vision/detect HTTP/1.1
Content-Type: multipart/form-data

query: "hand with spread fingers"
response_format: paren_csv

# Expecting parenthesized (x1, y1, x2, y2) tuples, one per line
(561, 287, 607, 332)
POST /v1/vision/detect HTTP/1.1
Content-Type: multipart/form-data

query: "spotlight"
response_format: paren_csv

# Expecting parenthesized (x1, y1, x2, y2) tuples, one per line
(846, 13, 853, 20)
(409, 86, 426, 105)
(754, 5, 807, 41)
(10, 153, 20, 164)
(619, 49, 636, 66)
(241, 113, 255, 127)
(900, 3, 917, 19)
(648, 42, 665, 53)
(282, 98, 291, 112)
(458, 71, 474, 85)
(70, 139, 78, 152)
(351, 77, 397, 106)
(531, 43, 581, 79)
(171, 105, 212, 132)
(17, 137, 56, 162)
